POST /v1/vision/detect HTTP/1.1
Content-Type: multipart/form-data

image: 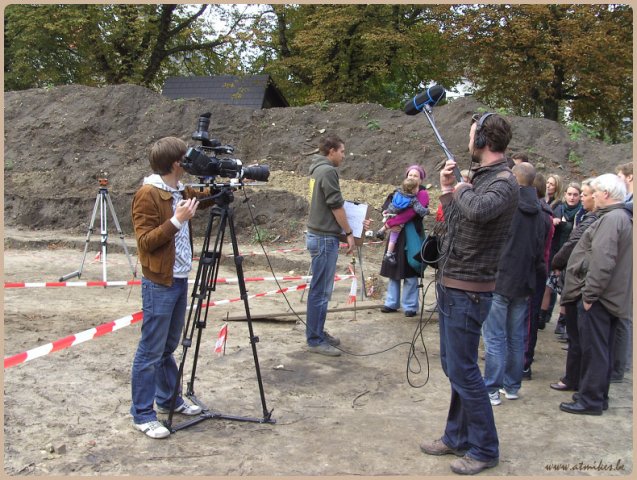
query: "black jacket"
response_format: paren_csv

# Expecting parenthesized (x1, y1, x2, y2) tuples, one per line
(494, 185, 546, 297)
(551, 210, 598, 271)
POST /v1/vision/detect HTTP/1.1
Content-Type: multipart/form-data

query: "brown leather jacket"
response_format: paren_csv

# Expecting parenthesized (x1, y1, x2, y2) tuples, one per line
(132, 184, 213, 286)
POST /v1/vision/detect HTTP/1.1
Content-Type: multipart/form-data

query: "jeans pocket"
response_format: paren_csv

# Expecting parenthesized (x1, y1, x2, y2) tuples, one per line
(306, 235, 320, 258)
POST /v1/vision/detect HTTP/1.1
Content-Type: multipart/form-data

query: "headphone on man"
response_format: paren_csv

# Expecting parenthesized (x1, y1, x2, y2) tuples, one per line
(474, 112, 495, 149)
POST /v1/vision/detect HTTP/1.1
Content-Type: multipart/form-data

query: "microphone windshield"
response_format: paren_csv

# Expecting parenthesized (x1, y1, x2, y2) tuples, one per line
(404, 85, 446, 115)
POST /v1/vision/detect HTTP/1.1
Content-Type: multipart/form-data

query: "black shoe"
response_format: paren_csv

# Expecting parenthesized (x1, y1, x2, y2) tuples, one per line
(560, 401, 602, 415)
(572, 393, 608, 411)
(554, 316, 566, 335)
(522, 367, 532, 380)
(383, 252, 397, 265)
(380, 306, 397, 313)
(375, 230, 386, 240)
(404, 310, 417, 317)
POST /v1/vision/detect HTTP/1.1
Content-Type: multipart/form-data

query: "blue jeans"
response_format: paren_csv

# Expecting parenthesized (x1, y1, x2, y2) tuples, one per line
(483, 293, 528, 395)
(384, 276, 419, 312)
(131, 277, 188, 424)
(437, 284, 499, 462)
(306, 232, 339, 346)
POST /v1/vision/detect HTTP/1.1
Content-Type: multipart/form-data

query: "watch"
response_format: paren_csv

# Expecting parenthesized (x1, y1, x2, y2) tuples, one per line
(345, 231, 353, 236)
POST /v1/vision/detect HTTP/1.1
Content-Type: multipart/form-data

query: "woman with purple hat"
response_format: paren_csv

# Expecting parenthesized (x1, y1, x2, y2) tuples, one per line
(379, 165, 430, 317)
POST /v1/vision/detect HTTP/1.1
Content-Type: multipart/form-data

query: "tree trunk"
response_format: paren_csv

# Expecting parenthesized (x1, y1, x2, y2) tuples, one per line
(542, 98, 559, 121)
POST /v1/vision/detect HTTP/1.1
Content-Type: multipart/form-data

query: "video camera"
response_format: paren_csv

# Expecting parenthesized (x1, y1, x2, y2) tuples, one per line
(181, 113, 270, 182)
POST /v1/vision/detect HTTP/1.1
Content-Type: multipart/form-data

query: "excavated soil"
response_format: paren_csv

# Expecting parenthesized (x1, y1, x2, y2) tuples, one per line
(3, 85, 633, 476)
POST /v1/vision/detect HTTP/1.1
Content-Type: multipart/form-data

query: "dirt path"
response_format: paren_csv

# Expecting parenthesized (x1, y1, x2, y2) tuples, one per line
(3, 233, 633, 476)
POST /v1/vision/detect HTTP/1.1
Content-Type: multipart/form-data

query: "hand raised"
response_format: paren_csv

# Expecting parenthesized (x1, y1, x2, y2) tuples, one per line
(175, 198, 199, 223)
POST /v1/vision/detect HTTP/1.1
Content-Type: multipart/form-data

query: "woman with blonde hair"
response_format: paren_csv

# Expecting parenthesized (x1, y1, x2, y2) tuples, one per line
(545, 174, 564, 207)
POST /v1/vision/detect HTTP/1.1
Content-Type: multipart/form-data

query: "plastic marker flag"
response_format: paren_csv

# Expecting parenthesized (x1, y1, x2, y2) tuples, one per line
(347, 263, 357, 304)
(214, 323, 228, 356)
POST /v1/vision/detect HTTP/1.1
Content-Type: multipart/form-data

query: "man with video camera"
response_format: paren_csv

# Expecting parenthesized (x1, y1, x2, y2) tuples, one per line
(419, 113, 518, 475)
(129, 136, 214, 439)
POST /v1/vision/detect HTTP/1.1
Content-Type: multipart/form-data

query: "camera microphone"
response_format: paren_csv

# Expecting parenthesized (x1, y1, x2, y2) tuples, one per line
(404, 85, 446, 115)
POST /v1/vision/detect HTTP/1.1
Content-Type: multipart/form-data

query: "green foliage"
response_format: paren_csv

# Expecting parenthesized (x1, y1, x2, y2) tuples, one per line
(449, 4, 632, 143)
(261, 4, 460, 107)
(567, 121, 588, 141)
(568, 151, 583, 167)
(4, 4, 248, 91)
(315, 100, 330, 111)
(366, 120, 381, 131)
(3, 4, 631, 144)
(251, 226, 277, 244)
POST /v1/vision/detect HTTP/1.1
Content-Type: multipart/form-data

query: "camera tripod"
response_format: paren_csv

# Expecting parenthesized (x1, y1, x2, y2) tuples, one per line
(165, 185, 275, 432)
(59, 178, 136, 282)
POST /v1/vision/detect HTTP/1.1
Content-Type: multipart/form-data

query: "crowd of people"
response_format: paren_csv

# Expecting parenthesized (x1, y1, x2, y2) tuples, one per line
(127, 119, 632, 478)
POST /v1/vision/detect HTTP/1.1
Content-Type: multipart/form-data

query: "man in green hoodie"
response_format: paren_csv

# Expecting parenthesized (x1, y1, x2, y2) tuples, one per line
(306, 134, 355, 356)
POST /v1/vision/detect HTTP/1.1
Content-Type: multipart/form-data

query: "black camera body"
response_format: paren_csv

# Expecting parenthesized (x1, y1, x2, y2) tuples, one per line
(181, 113, 270, 182)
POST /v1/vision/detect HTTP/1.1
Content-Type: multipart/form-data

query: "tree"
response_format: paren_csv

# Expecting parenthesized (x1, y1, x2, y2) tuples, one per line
(4, 4, 250, 91)
(448, 4, 632, 142)
(254, 4, 460, 107)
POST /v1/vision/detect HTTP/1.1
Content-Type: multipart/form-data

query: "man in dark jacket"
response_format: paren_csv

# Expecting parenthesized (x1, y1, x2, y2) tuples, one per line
(305, 134, 355, 356)
(419, 113, 518, 475)
(483, 162, 546, 405)
(559, 174, 632, 415)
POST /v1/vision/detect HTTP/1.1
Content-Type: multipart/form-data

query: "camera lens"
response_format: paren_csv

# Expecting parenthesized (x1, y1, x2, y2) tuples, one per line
(242, 165, 270, 182)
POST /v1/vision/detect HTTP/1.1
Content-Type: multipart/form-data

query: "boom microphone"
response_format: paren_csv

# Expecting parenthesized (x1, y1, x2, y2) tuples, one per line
(404, 85, 446, 115)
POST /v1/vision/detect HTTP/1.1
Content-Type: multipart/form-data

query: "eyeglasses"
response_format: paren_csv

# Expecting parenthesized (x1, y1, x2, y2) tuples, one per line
(471, 113, 481, 125)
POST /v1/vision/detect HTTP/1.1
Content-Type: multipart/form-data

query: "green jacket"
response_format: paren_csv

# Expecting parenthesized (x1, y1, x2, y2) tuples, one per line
(562, 203, 632, 318)
(307, 154, 344, 236)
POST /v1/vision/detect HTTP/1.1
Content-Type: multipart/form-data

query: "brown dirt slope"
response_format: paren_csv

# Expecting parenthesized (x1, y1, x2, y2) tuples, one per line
(4, 84, 631, 238)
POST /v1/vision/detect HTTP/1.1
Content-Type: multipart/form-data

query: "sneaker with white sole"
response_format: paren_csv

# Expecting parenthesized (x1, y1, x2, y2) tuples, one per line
(133, 420, 170, 439)
(323, 330, 340, 346)
(156, 401, 202, 415)
(488, 391, 501, 406)
(498, 388, 519, 400)
(307, 342, 341, 356)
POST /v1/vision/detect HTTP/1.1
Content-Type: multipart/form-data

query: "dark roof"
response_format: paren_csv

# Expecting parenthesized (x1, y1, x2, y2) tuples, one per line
(162, 74, 288, 109)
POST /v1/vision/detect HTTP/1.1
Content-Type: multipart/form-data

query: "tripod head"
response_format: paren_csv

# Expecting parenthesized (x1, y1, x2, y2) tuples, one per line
(98, 170, 109, 188)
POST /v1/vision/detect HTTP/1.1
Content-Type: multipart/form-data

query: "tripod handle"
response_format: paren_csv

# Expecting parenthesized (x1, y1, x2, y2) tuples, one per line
(59, 271, 81, 282)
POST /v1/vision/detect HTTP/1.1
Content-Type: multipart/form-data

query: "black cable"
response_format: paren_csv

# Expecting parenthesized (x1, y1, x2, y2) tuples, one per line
(239, 188, 429, 364)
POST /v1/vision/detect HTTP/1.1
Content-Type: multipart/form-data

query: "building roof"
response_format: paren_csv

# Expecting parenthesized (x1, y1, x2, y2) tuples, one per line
(162, 74, 288, 109)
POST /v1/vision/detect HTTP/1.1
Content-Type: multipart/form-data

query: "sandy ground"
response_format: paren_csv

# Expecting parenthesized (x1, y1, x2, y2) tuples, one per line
(3, 231, 633, 476)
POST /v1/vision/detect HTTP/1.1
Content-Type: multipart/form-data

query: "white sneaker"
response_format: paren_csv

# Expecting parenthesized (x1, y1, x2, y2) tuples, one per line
(499, 388, 519, 400)
(489, 391, 501, 406)
(134, 420, 170, 439)
(156, 401, 202, 415)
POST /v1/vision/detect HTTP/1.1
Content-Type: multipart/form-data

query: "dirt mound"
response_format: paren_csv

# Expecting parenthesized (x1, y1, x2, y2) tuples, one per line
(4, 84, 631, 237)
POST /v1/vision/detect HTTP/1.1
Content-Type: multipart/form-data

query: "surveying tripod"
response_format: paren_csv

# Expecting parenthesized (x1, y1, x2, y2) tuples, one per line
(165, 184, 275, 432)
(59, 176, 136, 283)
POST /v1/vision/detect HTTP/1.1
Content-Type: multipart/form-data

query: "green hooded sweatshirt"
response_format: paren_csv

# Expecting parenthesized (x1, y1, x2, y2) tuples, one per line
(307, 154, 344, 236)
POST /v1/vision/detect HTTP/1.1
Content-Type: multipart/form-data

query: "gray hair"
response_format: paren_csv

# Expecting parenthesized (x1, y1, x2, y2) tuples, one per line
(591, 174, 627, 201)
(581, 178, 595, 189)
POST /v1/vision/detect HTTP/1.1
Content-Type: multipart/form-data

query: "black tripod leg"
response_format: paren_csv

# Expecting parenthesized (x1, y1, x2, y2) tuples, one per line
(167, 193, 275, 432)
(227, 207, 273, 422)
(165, 206, 222, 429)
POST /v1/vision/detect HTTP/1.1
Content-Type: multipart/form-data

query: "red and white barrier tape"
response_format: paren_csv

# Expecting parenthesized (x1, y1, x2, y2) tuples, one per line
(4, 275, 352, 369)
(4, 274, 354, 290)
(219, 239, 383, 258)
